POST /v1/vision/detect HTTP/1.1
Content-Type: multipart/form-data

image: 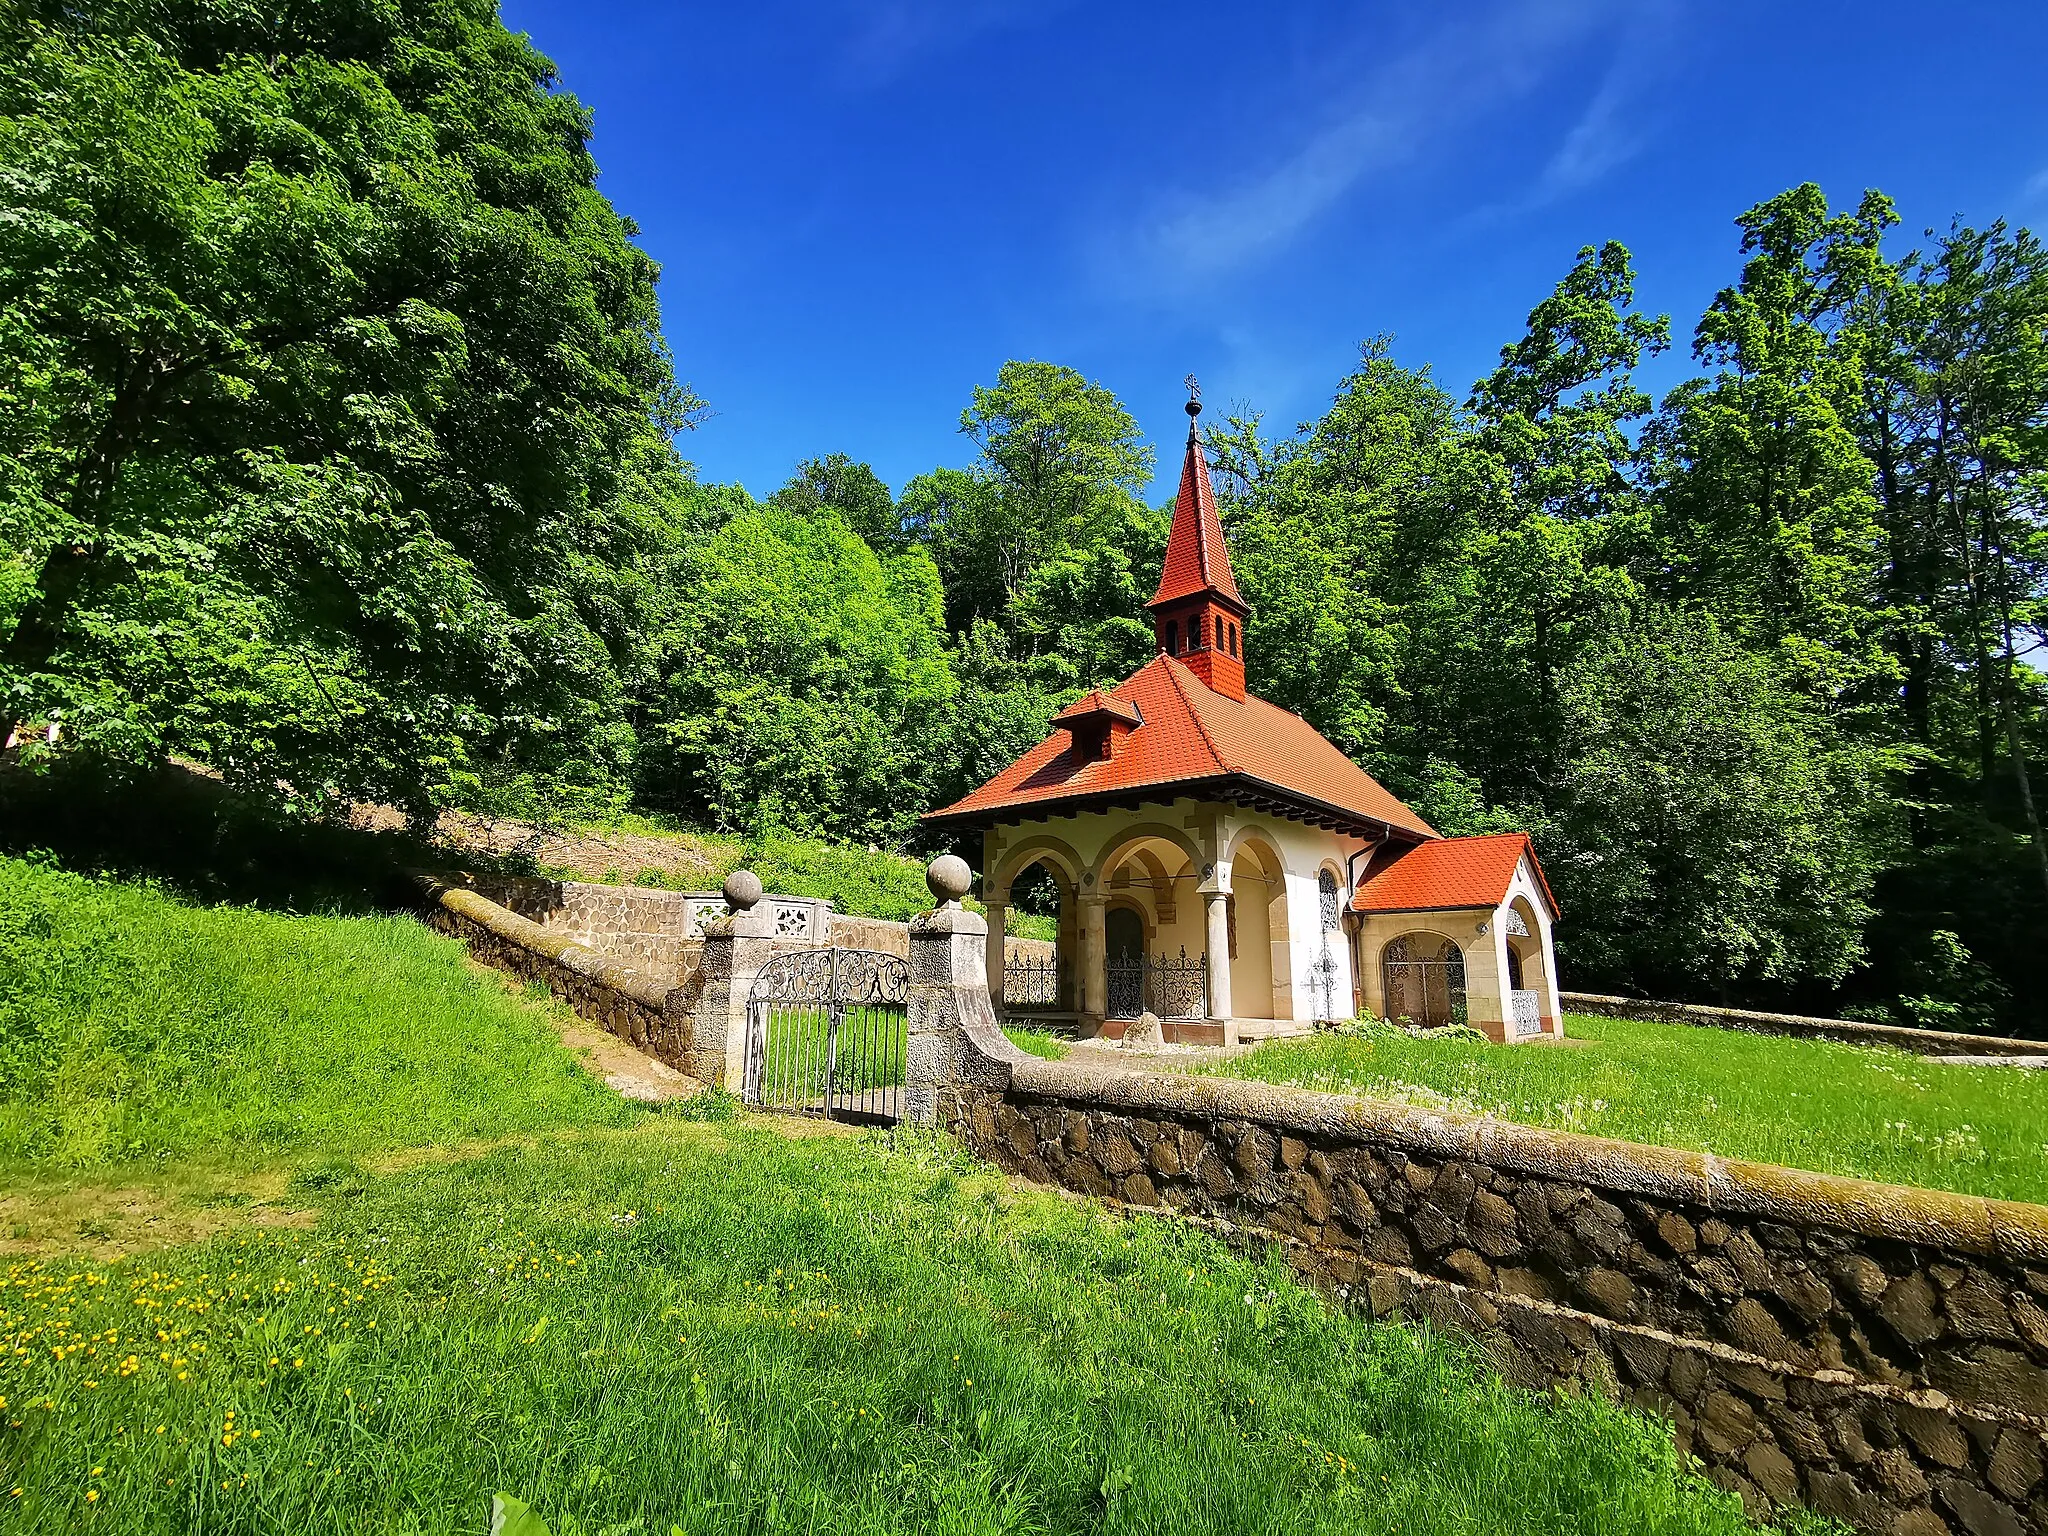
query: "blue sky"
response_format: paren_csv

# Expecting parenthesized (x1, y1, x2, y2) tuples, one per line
(501, 0, 2048, 501)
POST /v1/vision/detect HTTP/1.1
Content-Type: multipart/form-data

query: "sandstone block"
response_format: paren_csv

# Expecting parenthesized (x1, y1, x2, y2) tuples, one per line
(1443, 1249, 1494, 1290)
(1149, 1138, 1182, 1178)
(1987, 1428, 2043, 1502)
(1891, 1509, 1953, 1536)
(1881, 1274, 1946, 1347)
(1930, 1346, 2048, 1418)
(1279, 1135, 1308, 1170)
(1121, 1172, 1158, 1206)
(1743, 1440, 1800, 1504)
(1368, 1227, 1413, 1267)
(1575, 1266, 1639, 1322)
(1872, 1445, 1932, 1501)
(1938, 1477, 2026, 1536)
(1945, 1277, 2018, 1342)
(1656, 1211, 1698, 1255)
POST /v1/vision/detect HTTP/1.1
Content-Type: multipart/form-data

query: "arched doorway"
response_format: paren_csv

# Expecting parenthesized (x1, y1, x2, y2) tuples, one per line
(1382, 933, 1466, 1028)
(1105, 906, 1145, 1019)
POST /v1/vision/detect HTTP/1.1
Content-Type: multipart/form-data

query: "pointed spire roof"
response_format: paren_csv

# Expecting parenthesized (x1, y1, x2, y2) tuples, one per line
(1148, 413, 1245, 611)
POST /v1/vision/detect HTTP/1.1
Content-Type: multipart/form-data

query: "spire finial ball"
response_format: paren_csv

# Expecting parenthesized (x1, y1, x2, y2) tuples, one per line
(926, 854, 972, 905)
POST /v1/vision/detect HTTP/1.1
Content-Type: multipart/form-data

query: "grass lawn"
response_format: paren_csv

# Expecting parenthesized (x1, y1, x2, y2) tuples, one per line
(0, 859, 1822, 1534)
(1202, 1015, 2048, 1205)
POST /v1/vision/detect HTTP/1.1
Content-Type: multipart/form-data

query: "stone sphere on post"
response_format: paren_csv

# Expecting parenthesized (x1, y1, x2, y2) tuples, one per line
(722, 869, 763, 912)
(926, 854, 972, 908)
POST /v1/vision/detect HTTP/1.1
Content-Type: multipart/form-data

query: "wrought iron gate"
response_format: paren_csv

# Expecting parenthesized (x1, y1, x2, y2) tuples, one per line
(1105, 948, 1208, 1020)
(743, 947, 908, 1123)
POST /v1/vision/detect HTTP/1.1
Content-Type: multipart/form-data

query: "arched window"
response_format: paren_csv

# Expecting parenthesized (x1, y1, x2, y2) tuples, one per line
(1163, 620, 1178, 656)
(1381, 933, 1467, 1028)
(1229, 621, 1240, 657)
(1317, 869, 1340, 931)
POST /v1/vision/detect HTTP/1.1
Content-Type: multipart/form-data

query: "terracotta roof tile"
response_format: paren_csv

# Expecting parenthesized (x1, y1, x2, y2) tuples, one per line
(1052, 689, 1142, 727)
(1149, 426, 1244, 610)
(1351, 832, 1558, 916)
(925, 653, 1436, 837)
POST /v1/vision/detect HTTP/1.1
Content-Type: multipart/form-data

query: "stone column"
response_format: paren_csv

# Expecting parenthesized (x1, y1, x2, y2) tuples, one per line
(905, 856, 1019, 1125)
(1204, 888, 1232, 1021)
(1078, 889, 1107, 1025)
(687, 870, 779, 1088)
(984, 897, 1008, 1008)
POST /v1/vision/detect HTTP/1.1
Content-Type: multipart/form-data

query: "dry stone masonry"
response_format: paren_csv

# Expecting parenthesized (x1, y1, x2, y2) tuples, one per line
(894, 861, 2048, 1536)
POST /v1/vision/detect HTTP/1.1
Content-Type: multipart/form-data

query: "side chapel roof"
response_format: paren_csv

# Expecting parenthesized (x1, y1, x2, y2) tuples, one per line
(1351, 831, 1559, 916)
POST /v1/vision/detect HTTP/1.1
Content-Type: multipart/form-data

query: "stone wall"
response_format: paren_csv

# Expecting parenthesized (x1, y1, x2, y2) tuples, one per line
(1562, 993, 2048, 1060)
(419, 879, 702, 1076)
(938, 1058, 2048, 1534)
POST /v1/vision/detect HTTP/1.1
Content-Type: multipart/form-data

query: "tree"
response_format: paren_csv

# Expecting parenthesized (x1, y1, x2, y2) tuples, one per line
(1543, 612, 1898, 994)
(771, 455, 903, 552)
(915, 361, 1153, 632)
(0, 1, 699, 821)
(635, 500, 954, 841)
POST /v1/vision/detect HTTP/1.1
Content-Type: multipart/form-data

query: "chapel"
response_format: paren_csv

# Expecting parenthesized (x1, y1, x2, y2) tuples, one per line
(922, 390, 1563, 1045)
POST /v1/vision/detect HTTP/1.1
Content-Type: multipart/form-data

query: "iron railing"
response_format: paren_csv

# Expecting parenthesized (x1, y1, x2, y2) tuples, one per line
(1106, 948, 1208, 1020)
(743, 947, 908, 1123)
(1003, 952, 1062, 1009)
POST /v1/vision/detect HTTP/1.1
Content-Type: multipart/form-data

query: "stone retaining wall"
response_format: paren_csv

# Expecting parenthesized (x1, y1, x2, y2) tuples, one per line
(1563, 993, 2048, 1060)
(419, 879, 702, 1075)
(937, 1058, 2048, 1534)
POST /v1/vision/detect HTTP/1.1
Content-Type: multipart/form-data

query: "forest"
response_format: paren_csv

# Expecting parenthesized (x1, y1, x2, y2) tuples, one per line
(2, 1, 2043, 1033)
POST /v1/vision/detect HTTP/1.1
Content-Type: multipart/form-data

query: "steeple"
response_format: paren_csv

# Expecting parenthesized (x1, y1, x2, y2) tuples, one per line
(1148, 380, 1248, 700)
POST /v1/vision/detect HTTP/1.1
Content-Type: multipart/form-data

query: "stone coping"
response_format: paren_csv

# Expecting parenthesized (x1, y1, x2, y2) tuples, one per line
(417, 876, 673, 1012)
(1000, 1053, 2048, 1264)
(1562, 991, 2048, 1058)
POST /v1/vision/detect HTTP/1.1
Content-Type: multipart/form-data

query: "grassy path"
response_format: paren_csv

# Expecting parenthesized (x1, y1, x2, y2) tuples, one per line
(1201, 1015, 2048, 1204)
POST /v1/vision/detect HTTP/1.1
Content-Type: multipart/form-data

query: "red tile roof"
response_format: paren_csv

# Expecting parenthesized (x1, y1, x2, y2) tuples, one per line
(1052, 690, 1142, 727)
(1351, 832, 1558, 916)
(924, 653, 1436, 837)
(1149, 425, 1244, 610)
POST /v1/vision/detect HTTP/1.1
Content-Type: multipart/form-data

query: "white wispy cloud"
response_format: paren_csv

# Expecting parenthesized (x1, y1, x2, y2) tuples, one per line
(1107, 0, 1639, 295)
(835, 0, 1066, 88)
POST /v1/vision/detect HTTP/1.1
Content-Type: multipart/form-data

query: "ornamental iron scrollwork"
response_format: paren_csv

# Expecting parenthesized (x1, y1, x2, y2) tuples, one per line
(1003, 952, 1062, 1009)
(744, 946, 909, 1123)
(1381, 934, 1467, 1029)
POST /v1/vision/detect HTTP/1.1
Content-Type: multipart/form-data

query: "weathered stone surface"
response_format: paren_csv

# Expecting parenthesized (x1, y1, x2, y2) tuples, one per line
(1368, 1227, 1413, 1267)
(1149, 1137, 1182, 1177)
(1095, 1127, 1142, 1177)
(1121, 1172, 1158, 1206)
(1871, 1446, 1932, 1501)
(1987, 1429, 2043, 1502)
(1695, 1391, 1761, 1455)
(1574, 1266, 1638, 1322)
(1279, 1135, 1308, 1170)
(1882, 1274, 1947, 1346)
(1945, 1278, 2018, 1342)
(1655, 1211, 1698, 1255)
(1744, 1440, 1800, 1503)
(1891, 1507, 1953, 1536)
(1898, 1403, 1972, 1470)
(1929, 1346, 2048, 1417)
(1937, 1478, 2027, 1536)
(1443, 1248, 1494, 1290)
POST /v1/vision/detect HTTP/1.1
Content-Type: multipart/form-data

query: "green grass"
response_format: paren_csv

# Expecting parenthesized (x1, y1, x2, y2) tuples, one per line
(1002, 1026, 1072, 1062)
(1, 1120, 1806, 1536)
(0, 855, 636, 1169)
(0, 865, 1825, 1534)
(1203, 1014, 2048, 1205)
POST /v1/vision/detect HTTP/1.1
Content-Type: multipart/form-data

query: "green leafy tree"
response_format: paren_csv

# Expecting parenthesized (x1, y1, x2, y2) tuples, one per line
(771, 454, 903, 552)
(636, 500, 954, 841)
(0, 1, 698, 821)
(913, 360, 1153, 632)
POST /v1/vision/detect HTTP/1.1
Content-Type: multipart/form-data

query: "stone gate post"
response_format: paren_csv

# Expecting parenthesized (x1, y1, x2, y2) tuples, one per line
(905, 856, 1022, 1125)
(687, 870, 778, 1088)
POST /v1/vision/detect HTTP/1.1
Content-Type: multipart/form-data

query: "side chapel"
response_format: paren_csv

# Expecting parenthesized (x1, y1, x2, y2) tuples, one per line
(922, 390, 1563, 1045)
